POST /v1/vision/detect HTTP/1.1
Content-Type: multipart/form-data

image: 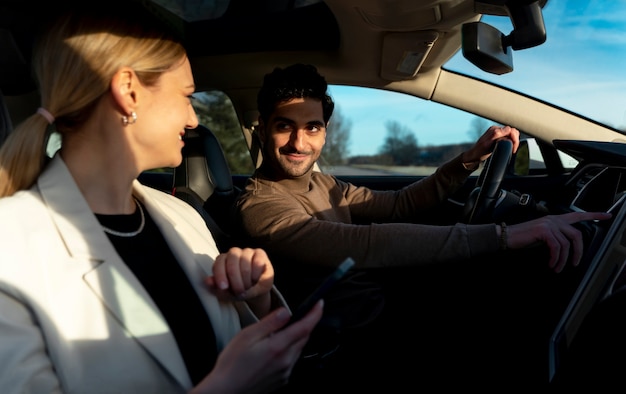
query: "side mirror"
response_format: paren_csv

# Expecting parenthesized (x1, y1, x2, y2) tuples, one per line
(462, 0, 547, 75)
(512, 139, 530, 176)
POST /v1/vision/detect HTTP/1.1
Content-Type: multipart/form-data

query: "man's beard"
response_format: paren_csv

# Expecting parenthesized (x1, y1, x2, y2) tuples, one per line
(280, 157, 314, 177)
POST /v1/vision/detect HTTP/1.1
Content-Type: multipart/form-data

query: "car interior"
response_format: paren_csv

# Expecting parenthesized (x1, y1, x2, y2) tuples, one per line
(3, 0, 626, 388)
(170, 124, 240, 252)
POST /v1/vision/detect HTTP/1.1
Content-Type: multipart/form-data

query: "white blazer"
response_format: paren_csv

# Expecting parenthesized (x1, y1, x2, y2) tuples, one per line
(0, 155, 286, 393)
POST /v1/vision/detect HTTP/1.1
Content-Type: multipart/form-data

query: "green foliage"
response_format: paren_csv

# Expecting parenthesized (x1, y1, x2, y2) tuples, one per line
(192, 91, 255, 175)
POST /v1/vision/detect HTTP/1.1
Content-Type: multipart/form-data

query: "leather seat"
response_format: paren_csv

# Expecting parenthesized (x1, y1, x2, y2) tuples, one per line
(173, 125, 239, 252)
(0, 89, 13, 147)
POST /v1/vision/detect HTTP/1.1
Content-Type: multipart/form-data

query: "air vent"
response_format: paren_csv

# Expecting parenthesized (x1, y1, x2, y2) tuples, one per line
(575, 166, 605, 192)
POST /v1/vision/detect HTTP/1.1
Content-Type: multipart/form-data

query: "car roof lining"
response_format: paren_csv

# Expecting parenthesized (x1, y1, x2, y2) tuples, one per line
(184, 1, 340, 56)
(0, 0, 341, 95)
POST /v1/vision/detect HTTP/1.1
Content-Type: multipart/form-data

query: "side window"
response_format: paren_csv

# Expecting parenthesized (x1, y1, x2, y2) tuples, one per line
(321, 85, 489, 176)
(321, 85, 578, 176)
(192, 90, 255, 175)
(189, 86, 578, 178)
(560, 152, 578, 170)
(520, 137, 578, 173)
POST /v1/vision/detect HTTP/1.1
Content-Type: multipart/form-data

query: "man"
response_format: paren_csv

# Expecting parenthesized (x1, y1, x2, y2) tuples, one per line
(234, 63, 609, 274)
(232, 64, 612, 388)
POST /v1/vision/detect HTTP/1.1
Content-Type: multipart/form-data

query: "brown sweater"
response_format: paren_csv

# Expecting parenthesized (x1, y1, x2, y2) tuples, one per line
(235, 154, 499, 269)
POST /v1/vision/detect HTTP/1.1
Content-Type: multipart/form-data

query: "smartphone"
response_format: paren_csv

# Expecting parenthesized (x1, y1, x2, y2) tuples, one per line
(286, 257, 355, 325)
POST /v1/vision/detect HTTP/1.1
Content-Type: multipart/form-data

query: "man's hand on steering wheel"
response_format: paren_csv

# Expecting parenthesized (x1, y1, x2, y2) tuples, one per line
(460, 125, 520, 225)
(461, 125, 520, 168)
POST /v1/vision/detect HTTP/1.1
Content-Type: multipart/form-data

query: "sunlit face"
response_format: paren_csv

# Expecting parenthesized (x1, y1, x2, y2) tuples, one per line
(261, 97, 326, 178)
(135, 56, 198, 170)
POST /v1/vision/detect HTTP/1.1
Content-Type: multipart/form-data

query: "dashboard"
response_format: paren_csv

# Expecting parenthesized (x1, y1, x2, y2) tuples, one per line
(569, 165, 626, 214)
(549, 139, 626, 381)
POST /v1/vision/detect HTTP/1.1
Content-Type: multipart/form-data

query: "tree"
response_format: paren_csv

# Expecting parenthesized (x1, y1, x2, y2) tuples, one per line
(469, 117, 490, 141)
(378, 120, 419, 165)
(320, 106, 351, 166)
(192, 91, 254, 174)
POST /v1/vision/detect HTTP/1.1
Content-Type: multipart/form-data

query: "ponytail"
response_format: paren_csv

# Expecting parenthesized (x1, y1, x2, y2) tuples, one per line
(0, 114, 51, 197)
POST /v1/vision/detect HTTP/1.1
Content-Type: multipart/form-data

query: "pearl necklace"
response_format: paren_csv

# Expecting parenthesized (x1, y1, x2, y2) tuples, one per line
(101, 198, 145, 237)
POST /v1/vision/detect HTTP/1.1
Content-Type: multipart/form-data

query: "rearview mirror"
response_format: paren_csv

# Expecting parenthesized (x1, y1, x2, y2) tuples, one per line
(462, 0, 547, 75)
(462, 22, 513, 75)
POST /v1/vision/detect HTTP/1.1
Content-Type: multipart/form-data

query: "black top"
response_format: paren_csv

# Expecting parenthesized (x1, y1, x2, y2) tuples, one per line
(95, 200, 217, 385)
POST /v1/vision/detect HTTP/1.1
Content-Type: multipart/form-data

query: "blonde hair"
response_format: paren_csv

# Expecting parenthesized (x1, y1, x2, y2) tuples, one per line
(0, 5, 186, 197)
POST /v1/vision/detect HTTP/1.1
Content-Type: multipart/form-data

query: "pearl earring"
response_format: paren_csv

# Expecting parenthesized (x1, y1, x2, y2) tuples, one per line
(122, 111, 137, 126)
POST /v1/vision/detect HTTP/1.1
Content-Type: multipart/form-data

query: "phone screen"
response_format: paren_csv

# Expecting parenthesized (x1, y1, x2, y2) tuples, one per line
(286, 257, 355, 325)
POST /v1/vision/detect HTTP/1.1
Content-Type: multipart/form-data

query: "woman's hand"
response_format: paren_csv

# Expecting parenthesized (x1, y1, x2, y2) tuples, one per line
(190, 301, 324, 394)
(205, 247, 275, 316)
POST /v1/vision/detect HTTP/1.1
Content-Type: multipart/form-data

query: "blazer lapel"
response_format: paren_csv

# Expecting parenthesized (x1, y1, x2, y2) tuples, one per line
(82, 262, 191, 388)
(37, 156, 192, 389)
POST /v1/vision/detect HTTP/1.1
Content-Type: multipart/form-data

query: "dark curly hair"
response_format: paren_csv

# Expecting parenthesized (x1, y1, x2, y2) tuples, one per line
(257, 63, 335, 124)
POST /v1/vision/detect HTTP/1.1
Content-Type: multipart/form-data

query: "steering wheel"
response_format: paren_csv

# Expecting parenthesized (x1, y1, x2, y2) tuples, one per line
(461, 139, 513, 224)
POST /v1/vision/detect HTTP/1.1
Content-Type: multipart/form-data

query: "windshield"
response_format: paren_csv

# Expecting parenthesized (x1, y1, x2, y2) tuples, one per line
(193, 0, 626, 176)
(446, 0, 626, 132)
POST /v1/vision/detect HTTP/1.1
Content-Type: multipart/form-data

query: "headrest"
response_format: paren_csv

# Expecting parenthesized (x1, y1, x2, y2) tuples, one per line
(0, 89, 13, 147)
(174, 125, 234, 202)
(0, 29, 36, 96)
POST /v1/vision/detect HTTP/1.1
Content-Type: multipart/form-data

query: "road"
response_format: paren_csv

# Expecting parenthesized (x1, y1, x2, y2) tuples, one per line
(322, 165, 438, 176)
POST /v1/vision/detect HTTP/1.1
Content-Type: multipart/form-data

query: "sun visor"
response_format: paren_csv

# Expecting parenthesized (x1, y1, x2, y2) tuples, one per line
(380, 31, 439, 81)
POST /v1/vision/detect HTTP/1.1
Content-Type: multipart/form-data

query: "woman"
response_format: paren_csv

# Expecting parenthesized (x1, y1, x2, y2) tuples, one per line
(0, 3, 322, 393)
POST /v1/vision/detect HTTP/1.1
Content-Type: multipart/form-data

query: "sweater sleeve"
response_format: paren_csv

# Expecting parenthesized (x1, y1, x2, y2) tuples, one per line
(236, 175, 499, 269)
(343, 153, 475, 223)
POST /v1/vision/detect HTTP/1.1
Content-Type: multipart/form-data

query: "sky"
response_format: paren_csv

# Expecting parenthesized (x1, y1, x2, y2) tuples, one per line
(328, 0, 626, 156)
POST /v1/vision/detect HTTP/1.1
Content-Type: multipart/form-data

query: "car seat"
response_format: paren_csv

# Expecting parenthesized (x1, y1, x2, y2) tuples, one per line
(0, 89, 13, 147)
(173, 125, 240, 252)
